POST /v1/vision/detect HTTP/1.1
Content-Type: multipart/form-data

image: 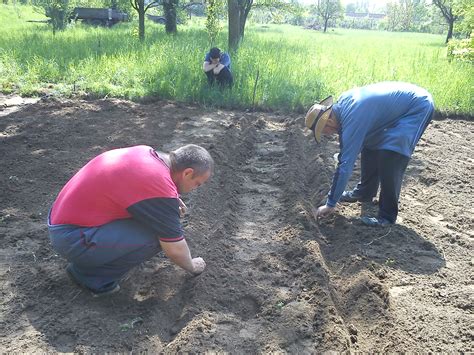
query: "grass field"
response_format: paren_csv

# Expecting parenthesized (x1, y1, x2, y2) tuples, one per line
(0, 4, 472, 115)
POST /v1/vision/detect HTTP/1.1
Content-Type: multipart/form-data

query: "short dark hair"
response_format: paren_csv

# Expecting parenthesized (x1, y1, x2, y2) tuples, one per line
(209, 47, 221, 59)
(170, 144, 214, 176)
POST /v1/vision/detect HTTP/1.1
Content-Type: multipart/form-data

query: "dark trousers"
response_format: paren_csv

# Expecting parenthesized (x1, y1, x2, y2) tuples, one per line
(205, 66, 233, 87)
(48, 217, 160, 291)
(352, 149, 410, 223)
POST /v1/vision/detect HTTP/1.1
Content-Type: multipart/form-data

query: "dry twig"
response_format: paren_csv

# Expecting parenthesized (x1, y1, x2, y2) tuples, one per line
(365, 228, 392, 246)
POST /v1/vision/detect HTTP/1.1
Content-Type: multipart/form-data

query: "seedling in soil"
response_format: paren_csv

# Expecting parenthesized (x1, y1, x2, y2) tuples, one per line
(120, 317, 144, 332)
(275, 301, 285, 310)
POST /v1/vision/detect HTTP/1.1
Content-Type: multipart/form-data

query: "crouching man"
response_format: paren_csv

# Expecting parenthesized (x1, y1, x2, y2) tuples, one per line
(203, 47, 233, 87)
(48, 144, 213, 296)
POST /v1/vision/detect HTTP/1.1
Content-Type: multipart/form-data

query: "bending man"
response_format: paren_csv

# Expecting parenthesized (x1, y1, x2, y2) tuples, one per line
(305, 81, 434, 226)
(48, 144, 213, 296)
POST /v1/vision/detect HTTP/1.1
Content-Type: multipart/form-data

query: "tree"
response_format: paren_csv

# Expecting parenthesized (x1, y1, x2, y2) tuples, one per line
(385, 2, 401, 31)
(205, 0, 224, 44)
(432, 0, 458, 43)
(312, 0, 343, 32)
(130, 0, 160, 40)
(453, 0, 473, 37)
(228, 0, 295, 51)
(345, 3, 356, 13)
(33, 0, 72, 34)
(384, 0, 428, 32)
(346, 0, 369, 13)
(228, 0, 251, 51)
(163, 0, 178, 33)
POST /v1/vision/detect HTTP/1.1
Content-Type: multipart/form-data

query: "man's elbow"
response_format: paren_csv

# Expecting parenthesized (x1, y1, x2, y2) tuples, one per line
(161, 240, 186, 256)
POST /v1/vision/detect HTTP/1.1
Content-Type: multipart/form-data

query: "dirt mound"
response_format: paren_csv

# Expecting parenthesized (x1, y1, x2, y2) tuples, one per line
(0, 96, 472, 352)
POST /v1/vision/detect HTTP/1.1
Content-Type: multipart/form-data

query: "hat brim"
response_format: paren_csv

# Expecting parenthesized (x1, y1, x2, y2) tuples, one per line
(304, 96, 334, 129)
(313, 107, 333, 143)
(305, 103, 321, 129)
(319, 95, 333, 107)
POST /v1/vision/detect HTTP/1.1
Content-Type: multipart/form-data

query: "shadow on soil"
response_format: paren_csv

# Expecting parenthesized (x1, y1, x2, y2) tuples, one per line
(316, 208, 445, 275)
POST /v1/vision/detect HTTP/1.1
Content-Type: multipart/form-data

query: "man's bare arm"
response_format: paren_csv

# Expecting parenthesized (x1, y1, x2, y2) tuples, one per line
(160, 239, 206, 274)
(213, 63, 224, 74)
(203, 61, 218, 72)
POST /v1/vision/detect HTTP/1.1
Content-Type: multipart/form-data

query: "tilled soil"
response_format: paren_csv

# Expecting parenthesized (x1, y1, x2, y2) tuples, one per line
(0, 95, 472, 352)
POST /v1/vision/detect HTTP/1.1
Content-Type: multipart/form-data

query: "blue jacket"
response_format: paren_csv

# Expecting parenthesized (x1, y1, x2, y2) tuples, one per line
(204, 51, 231, 69)
(327, 81, 434, 207)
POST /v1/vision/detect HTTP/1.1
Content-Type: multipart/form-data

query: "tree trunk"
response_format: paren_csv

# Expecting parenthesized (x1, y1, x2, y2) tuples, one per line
(239, 14, 246, 40)
(138, 0, 145, 40)
(323, 18, 328, 32)
(164, 0, 177, 34)
(432, 0, 457, 45)
(228, 0, 240, 51)
(239, 0, 252, 41)
(446, 20, 454, 43)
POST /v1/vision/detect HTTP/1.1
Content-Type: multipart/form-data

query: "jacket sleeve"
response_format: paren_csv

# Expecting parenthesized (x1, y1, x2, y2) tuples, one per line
(326, 121, 369, 207)
(220, 53, 231, 67)
(127, 197, 184, 242)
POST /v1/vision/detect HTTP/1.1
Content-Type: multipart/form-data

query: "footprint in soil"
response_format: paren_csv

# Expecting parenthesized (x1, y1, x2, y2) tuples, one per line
(53, 331, 78, 352)
(228, 295, 261, 321)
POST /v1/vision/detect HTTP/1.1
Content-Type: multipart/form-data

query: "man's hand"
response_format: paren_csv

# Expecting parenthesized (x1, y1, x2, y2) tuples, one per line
(178, 198, 187, 218)
(191, 257, 206, 275)
(213, 64, 222, 75)
(313, 204, 335, 221)
(160, 240, 204, 274)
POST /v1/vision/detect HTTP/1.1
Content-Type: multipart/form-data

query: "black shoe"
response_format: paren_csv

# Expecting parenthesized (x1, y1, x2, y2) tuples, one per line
(66, 264, 120, 297)
(340, 190, 372, 203)
(360, 216, 392, 227)
(91, 283, 120, 298)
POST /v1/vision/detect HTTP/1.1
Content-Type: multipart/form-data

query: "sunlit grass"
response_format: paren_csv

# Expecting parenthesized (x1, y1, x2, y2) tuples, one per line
(0, 4, 472, 115)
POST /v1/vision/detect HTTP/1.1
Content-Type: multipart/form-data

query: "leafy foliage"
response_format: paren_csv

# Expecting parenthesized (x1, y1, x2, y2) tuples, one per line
(32, 0, 72, 33)
(228, 0, 298, 50)
(205, 0, 223, 44)
(447, 35, 473, 62)
(453, 0, 473, 37)
(384, 0, 428, 32)
(310, 0, 343, 32)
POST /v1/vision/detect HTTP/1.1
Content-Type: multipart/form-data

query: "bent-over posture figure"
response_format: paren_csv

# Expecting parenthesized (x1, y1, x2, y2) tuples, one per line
(306, 81, 434, 226)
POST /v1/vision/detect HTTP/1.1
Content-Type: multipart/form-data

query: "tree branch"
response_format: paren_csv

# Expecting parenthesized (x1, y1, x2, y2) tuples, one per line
(145, 1, 161, 12)
(181, 1, 202, 9)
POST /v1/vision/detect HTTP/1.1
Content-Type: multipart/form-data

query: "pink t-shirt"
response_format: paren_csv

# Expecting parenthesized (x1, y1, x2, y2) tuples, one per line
(50, 145, 183, 241)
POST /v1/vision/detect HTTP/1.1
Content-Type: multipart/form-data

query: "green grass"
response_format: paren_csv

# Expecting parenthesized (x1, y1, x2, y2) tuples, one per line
(1, 4, 473, 115)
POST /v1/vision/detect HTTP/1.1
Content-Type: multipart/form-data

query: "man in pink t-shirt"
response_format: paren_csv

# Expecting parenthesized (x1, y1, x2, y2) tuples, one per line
(48, 144, 213, 297)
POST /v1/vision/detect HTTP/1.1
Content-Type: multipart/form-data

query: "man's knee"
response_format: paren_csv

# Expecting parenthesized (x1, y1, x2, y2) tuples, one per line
(217, 67, 233, 86)
(205, 71, 214, 84)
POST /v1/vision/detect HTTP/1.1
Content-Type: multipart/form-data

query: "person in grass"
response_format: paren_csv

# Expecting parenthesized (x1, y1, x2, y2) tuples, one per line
(202, 47, 233, 87)
(305, 81, 434, 227)
(48, 144, 213, 296)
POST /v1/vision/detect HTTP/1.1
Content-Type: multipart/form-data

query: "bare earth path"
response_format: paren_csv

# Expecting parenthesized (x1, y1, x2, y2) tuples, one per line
(0, 95, 472, 352)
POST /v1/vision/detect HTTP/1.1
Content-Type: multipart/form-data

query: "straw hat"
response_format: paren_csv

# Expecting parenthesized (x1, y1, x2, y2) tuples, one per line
(304, 96, 334, 143)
